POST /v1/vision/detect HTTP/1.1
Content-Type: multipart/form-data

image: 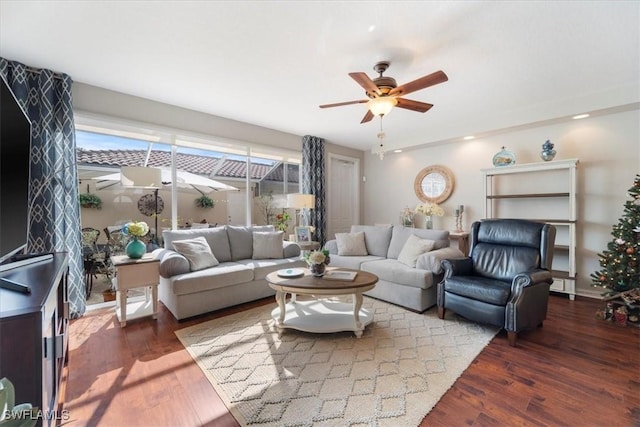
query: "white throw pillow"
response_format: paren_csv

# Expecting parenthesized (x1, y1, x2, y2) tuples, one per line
(252, 231, 284, 259)
(172, 236, 219, 271)
(336, 231, 368, 256)
(397, 234, 435, 267)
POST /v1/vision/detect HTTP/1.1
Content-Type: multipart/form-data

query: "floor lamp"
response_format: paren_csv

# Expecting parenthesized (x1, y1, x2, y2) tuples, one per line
(121, 166, 163, 245)
(286, 193, 315, 228)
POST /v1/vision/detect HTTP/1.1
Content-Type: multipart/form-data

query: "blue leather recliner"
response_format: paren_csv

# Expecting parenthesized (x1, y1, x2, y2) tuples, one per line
(437, 219, 556, 346)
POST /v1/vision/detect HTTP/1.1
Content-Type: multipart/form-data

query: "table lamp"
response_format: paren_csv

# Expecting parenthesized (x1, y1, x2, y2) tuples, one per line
(286, 193, 315, 227)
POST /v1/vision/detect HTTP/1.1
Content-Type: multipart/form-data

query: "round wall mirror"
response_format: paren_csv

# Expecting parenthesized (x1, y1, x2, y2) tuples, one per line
(414, 165, 455, 204)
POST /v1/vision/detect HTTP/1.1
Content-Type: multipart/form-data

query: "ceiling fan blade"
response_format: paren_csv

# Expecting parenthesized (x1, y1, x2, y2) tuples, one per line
(360, 110, 374, 124)
(349, 72, 381, 96)
(319, 99, 368, 108)
(389, 70, 448, 97)
(395, 98, 434, 113)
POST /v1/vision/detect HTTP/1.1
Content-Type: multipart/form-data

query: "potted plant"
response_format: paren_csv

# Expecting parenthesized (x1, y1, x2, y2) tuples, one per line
(195, 195, 215, 209)
(79, 193, 102, 209)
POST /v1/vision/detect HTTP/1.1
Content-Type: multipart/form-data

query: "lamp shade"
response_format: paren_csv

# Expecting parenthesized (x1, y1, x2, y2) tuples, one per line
(287, 193, 315, 209)
(367, 97, 397, 116)
(120, 166, 162, 188)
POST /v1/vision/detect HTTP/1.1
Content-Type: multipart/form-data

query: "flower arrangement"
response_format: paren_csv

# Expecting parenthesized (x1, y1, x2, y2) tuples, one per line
(122, 221, 149, 238)
(415, 202, 445, 217)
(275, 211, 291, 232)
(305, 249, 330, 265)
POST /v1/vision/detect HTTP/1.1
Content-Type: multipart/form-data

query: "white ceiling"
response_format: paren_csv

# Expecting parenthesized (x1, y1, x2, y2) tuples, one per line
(1, 1, 638, 152)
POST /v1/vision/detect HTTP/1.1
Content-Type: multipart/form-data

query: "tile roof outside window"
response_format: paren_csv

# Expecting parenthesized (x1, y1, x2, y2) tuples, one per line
(76, 149, 298, 182)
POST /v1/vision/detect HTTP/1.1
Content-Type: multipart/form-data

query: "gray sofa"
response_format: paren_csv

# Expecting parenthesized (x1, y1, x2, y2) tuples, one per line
(324, 225, 464, 312)
(157, 225, 307, 320)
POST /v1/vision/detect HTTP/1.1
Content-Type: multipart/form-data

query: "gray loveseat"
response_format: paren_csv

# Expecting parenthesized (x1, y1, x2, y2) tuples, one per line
(324, 225, 464, 312)
(157, 225, 307, 320)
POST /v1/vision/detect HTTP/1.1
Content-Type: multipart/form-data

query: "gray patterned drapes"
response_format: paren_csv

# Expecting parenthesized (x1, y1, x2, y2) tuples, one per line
(301, 135, 327, 246)
(0, 58, 85, 318)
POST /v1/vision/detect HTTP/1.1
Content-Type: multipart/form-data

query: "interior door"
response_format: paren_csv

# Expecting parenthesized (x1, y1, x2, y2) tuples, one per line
(327, 154, 359, 240)
(226, 189, 247, 225)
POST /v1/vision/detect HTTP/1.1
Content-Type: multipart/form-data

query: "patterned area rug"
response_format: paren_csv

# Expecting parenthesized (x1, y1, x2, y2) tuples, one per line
(175, 297, 499, 426)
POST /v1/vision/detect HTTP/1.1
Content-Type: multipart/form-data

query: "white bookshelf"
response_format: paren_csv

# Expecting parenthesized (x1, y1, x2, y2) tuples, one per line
(481, 159, 578, 300)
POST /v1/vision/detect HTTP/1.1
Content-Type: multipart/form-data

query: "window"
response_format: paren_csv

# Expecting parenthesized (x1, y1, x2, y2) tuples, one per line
(75, 118, 302, 239)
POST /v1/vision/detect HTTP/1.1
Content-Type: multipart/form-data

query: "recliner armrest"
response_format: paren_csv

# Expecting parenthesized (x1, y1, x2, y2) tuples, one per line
(511, 269, 553, 291)
(441, 257, 474, 278)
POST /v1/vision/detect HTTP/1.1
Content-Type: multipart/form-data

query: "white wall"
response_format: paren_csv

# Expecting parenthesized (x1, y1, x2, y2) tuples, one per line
(363, 109, 640, 297)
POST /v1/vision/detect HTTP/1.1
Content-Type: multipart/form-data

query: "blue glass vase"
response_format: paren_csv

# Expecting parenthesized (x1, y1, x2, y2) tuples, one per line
(125, 237, 146, 259)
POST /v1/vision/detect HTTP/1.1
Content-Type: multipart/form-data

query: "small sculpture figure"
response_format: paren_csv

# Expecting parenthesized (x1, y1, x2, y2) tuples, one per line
(540, 140, 556, 161)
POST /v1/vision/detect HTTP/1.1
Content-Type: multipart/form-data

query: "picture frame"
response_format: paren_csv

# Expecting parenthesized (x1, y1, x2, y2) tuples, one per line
(294, 226, 312, 242)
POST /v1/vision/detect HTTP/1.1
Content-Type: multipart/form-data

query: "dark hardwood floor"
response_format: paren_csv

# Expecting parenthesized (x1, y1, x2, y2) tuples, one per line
(62, 294, 639, 426)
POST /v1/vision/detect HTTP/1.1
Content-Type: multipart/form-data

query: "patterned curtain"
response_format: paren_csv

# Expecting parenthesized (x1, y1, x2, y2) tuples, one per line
(301, 135, 327, 245)
(0, 58, 85, 318)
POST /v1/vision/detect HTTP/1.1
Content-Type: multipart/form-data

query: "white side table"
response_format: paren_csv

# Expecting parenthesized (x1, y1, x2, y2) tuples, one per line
(110, 254, 160, 327)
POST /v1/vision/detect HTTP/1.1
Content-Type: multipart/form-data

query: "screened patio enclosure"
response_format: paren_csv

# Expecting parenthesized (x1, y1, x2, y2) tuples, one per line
(77, 143, 301, 244)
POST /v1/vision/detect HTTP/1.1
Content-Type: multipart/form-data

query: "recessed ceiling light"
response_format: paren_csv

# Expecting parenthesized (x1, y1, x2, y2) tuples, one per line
(368, 25, 376, 32)
(463, 136, 475, 140)
(572, 114, 590, 120)
(393, 149, 402, 153)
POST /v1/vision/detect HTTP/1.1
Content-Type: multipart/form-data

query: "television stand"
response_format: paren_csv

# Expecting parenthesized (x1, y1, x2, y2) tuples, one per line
(0, 253, 54, 272)
(0, 253, 69, 427)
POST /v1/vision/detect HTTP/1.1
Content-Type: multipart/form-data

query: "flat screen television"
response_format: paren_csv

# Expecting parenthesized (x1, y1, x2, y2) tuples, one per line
(0, 76, 32, 265)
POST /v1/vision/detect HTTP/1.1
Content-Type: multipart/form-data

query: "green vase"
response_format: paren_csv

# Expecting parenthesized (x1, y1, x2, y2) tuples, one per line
(125, 237, 146, 259)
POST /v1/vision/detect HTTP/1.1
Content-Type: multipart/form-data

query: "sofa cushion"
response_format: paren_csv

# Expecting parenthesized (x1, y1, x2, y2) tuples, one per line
(326, 254, 385, 270)
(397, 235, 435, 267)
(227, 225, 274, 260)
(350, 225, 393, 257)
(236, 258, 308, 281)
(163, 227, 232, 262)
(361, 259, 436, 290)
(444, 275, 512, 305)
(387, 227, 450, 259)
(252, 231, 284, 259)
(336, 231, 368, 256)
(171, 236, 219, 271)
(170, 262, 254, 296)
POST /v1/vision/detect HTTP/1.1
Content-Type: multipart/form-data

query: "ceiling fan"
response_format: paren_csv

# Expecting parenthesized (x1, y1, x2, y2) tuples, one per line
(319, 61, 448, 124)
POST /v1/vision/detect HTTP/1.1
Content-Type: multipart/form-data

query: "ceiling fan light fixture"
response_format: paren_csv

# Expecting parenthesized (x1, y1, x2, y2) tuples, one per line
(367, 96, 397, 117)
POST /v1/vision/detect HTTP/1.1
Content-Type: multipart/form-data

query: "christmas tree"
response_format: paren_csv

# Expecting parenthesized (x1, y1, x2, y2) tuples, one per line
(591, 174, 640, 295)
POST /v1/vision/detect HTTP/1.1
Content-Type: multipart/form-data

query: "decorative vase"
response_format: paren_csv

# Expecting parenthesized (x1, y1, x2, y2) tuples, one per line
(309, 263, 326, 277)
(125, 237, 146, 259)
(425, 215, 433, 230)
(492, 146, 516, 167)
(540, 140, 556, 161)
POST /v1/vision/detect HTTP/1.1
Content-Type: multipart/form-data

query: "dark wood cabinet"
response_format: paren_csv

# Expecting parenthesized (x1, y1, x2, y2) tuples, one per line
(0, 253, 69, 426)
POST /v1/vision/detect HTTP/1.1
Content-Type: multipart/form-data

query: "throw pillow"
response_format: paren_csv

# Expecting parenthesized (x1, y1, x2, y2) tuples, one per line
(171, 236, 219, 271)
(252, 231, 284, 259)
(336, 231, 368, 256)
(397, 234, 436, 267)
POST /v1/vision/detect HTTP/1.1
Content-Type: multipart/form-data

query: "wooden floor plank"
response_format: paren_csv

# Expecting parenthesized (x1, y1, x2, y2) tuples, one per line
(63, 294, 639, 426)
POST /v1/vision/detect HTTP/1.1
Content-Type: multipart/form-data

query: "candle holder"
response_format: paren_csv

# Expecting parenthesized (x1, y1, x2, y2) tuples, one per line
(455, 205, 464, 232)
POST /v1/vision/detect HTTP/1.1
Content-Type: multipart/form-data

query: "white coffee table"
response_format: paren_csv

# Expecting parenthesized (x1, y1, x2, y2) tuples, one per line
(266, 268, 378, 338)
